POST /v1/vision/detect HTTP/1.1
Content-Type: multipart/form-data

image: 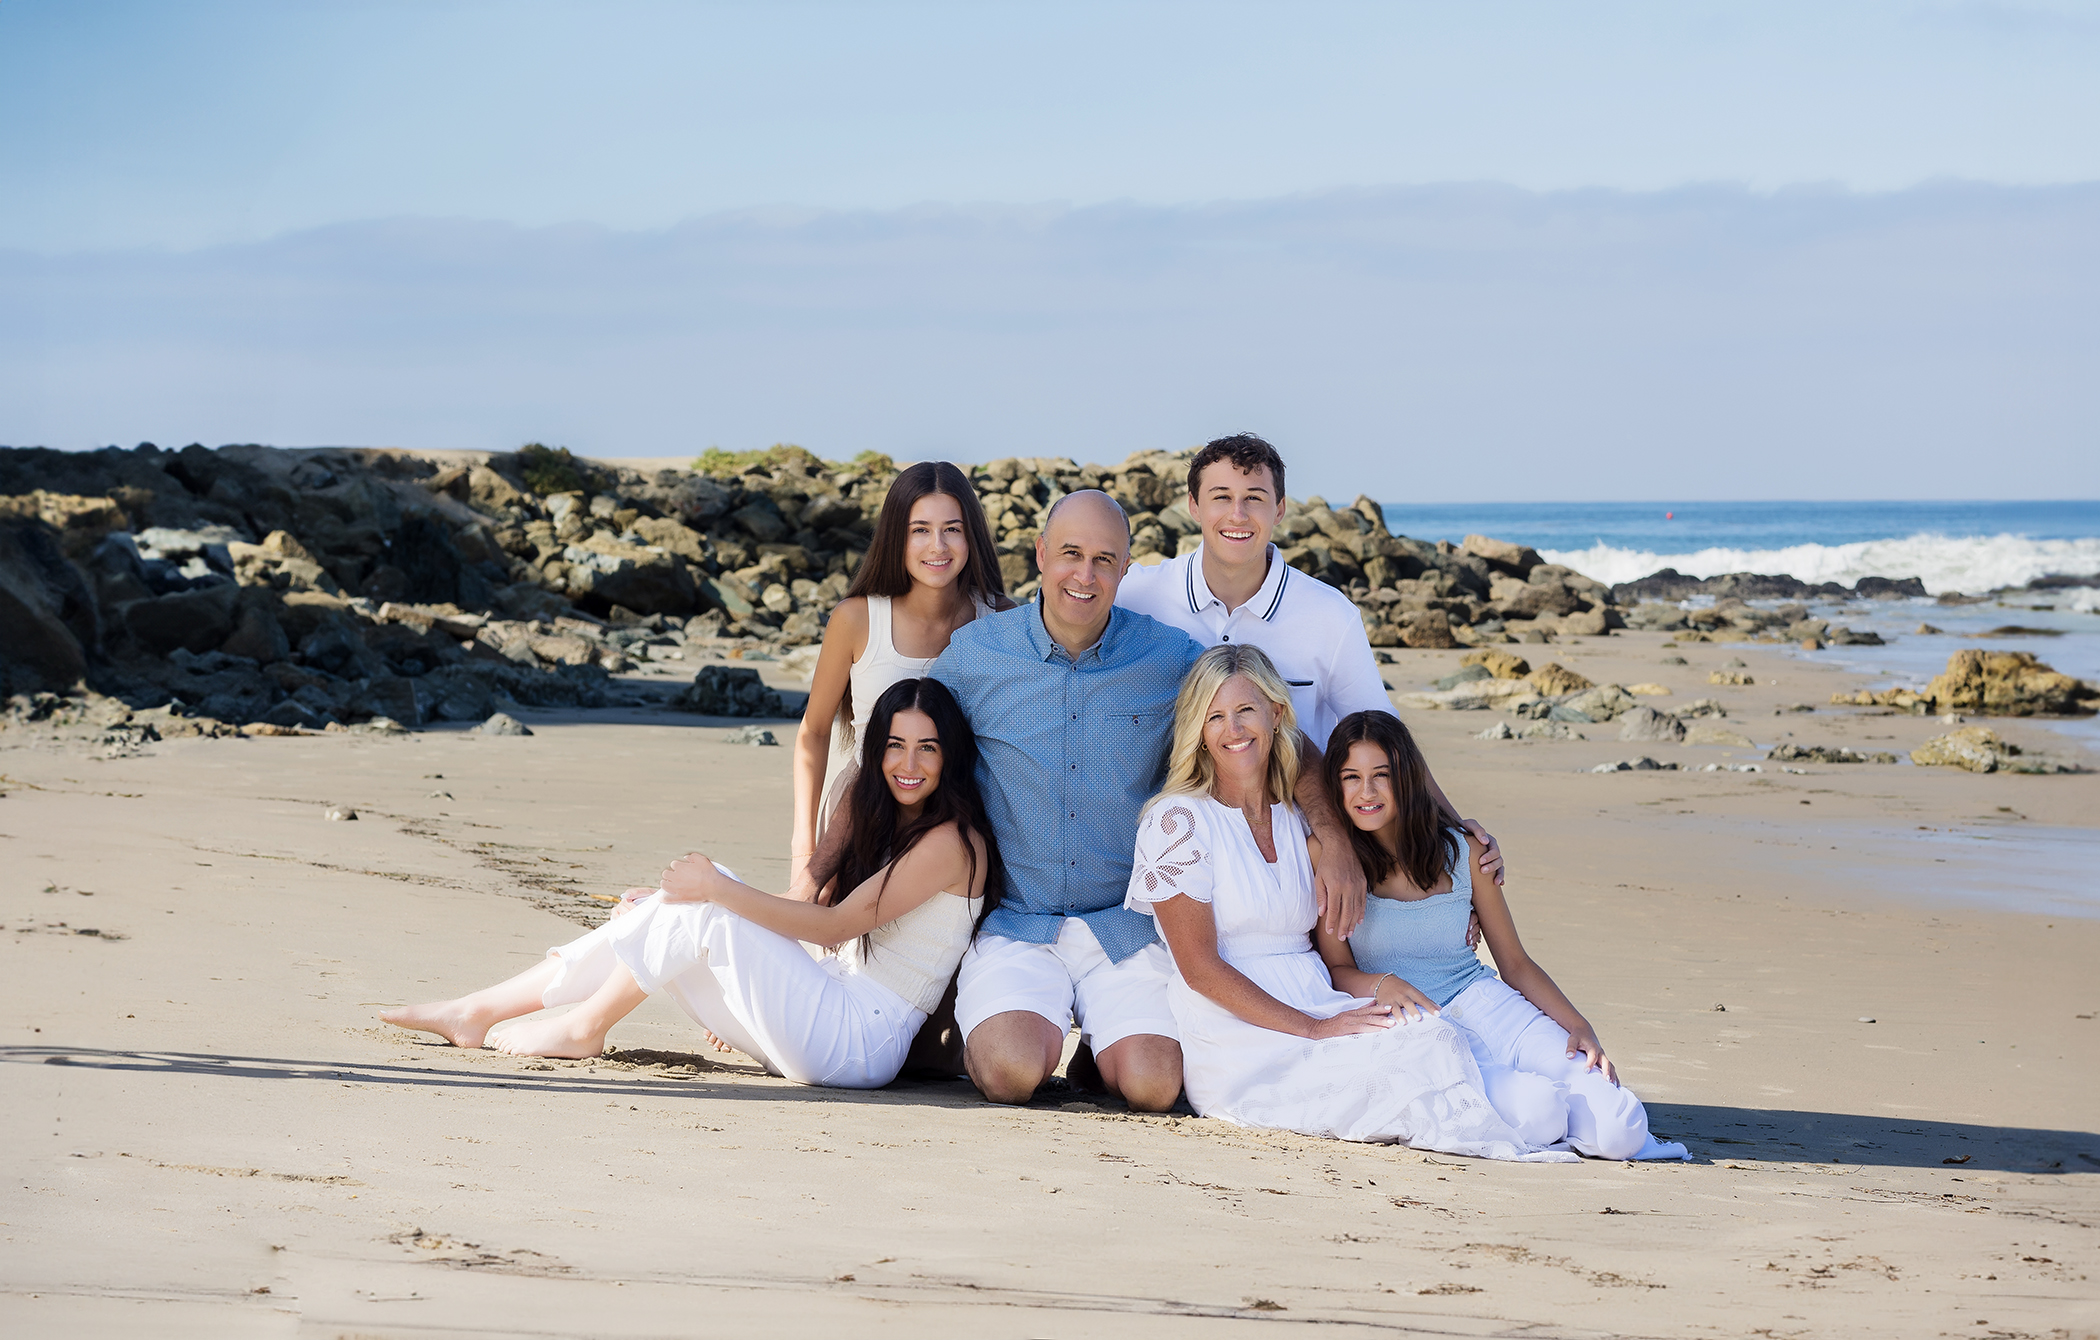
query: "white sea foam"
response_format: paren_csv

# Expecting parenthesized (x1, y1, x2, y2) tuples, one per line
(1539, 532, 2100, 595)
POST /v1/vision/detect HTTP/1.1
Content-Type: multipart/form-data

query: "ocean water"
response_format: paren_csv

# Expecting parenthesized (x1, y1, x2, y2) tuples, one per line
(1375, 500, 2100, 596)
(1377, 499, 2100, 756)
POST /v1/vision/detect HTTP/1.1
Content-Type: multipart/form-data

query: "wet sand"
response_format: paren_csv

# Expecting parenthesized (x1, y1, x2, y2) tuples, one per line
(2, 630, 2096, 1337)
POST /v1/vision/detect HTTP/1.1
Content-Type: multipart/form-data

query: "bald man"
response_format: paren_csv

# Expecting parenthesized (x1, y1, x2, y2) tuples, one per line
(928, 491, 1203, 1111)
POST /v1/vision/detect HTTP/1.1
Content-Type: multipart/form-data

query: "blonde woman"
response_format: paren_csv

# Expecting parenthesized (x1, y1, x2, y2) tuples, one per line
(1122, 644, 1571, 1159)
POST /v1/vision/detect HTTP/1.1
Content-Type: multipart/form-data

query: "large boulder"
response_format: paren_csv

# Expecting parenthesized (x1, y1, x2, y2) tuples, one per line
(391, 513, 467, 605)
(671, 665, 789, 718)
(1396, 608, 1460, 649)
(0, 491, 131, 560)
(1498, 581, 1583, 620)
(1461, 534, 1542, 578)
(1562, 684, 1638, 722)
(1911, 726, 2015, 772)
(118, 582, 241, 656)
(1526, 662, 1593, 696)
(1617, 705, 1687, 743)
(1923, 650, 2098, 717)
(562, 540, 696, 616)
(1460, 649, 1531, 679)
(0, 520, 92, 693)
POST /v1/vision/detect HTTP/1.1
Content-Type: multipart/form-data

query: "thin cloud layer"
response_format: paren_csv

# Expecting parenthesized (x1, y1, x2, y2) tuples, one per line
(3, 183, 2095, 500)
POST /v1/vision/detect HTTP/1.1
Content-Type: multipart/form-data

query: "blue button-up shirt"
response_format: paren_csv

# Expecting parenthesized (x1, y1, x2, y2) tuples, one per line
(931, 600, 1203, 962)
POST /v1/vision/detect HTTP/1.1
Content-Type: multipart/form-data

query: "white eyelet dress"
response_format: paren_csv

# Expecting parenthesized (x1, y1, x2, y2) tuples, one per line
(1124, 797, 1576, 1160)
(543, 864, 982, 1089)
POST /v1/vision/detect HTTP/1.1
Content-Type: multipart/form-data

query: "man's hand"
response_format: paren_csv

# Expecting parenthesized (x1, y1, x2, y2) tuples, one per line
(1461, 819, 1505, 886)
(1312, 836, 1369, 940)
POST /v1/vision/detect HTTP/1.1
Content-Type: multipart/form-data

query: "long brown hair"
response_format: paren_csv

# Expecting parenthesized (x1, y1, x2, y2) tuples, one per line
(835, 678, 1002, 952)
(846, 461, 1007, 607)
(1323, 710, 1460, 893)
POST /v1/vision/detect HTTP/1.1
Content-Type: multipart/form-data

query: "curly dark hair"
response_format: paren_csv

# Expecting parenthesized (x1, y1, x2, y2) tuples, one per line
(1187, 433, 1286, 503)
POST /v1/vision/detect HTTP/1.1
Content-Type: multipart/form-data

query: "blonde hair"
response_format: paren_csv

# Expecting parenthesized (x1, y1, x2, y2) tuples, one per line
(1153, 643, 1300, 810)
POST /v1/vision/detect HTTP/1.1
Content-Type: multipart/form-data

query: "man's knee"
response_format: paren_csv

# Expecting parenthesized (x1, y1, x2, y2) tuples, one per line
(963, 1012, 1062, 1105)
(1097, 1035, 1182, 1113)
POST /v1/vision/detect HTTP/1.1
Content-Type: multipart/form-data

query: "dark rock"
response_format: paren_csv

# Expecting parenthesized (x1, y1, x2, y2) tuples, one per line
(0, 520, 96, 693)
(119, 583, 240, 656)
(1767, 743, 1900, 764)
(1853, 575, 1927, 600)
(1462, 534, 1543, 577)
(220, 601, 291, 663)
(672, 665, 789, 718)
(352, 675, 423, 727)
(730, 499, 789, 543)
(1434, 664, 1493, 691)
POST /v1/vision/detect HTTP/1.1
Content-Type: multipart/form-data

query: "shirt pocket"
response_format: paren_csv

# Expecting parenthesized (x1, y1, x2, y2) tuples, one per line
(1085, 710, 1175, 811)
(1281, 679, 1318, 735)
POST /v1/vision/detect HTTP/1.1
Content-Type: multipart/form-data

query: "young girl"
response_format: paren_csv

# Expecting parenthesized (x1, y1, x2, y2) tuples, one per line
(1321, 709, 1680, 1159)
(792, 462, 1008, 892)
(382, 678, 999, 1088)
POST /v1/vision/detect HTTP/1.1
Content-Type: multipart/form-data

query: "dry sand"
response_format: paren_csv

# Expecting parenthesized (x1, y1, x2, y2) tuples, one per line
(3, 630, 2096, 1338)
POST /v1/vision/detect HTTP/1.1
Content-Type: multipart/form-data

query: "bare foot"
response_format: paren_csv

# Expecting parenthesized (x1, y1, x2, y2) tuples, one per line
(490, 1012, 611, 1060)
(380, 1000, 495, 1050)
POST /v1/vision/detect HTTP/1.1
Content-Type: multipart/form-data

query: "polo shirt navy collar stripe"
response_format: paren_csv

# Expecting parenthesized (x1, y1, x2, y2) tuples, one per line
(1185, 553, 1201, 615)
(1261, 561, 1289, 622)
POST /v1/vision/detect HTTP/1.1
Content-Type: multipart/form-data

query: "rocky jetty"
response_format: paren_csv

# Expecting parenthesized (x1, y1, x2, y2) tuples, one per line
(1, 441, 1632, 733)
(1611, 569, 1927, 604)
(1614, 596, 1887, 647)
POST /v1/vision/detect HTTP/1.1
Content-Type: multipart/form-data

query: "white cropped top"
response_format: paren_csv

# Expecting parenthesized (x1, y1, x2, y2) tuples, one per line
(837, 885, 982, 1014)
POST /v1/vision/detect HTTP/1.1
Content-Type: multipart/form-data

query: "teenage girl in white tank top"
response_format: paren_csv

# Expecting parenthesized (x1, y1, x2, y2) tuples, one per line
(792, 462, 1010, 894)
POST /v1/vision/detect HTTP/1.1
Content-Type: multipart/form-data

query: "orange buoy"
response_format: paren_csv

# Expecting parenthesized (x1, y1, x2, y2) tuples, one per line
(1665, 511, 1674, 520)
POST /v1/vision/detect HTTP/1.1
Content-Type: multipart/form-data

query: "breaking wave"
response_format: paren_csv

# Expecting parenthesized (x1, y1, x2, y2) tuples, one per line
(1538, 532, 2100, 596)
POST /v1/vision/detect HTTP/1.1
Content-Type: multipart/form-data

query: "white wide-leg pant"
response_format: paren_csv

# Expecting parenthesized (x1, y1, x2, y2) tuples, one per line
(544, 891, 924, 1090)
(1442, 977, 1653, 1160)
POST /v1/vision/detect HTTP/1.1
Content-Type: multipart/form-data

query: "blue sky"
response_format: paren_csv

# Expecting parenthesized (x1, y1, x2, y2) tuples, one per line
(3, 1, 2097, 498)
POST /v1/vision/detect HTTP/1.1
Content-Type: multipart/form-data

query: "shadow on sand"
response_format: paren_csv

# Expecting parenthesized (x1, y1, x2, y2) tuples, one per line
(11, 1045, 2095, 1173)
(1647, 1102, 2100, 1174)
(3, 1042, 981, 1108)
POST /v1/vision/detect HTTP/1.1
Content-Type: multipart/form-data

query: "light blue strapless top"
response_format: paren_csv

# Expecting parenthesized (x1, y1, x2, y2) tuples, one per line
(1346, 829, 1494, 1008)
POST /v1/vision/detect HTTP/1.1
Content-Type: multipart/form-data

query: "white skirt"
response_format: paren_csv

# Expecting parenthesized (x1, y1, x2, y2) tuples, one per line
(545, 892, 924, 1089)
(1172, 948, 1576, 1161)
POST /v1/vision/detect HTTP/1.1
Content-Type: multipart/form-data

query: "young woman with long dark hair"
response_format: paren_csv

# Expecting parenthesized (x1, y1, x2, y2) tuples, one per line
(1320, 710, 1678, 1159)
(382, 678, 1000, 1088)
(791, 461, 1008, 891)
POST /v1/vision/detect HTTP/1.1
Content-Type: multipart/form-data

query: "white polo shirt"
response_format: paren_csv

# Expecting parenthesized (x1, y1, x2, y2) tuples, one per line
(1115, 543, 1393, 748)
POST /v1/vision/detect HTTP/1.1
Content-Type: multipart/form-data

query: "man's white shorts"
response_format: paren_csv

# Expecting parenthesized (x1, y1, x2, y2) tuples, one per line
(955, 918, 1178, 1053)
